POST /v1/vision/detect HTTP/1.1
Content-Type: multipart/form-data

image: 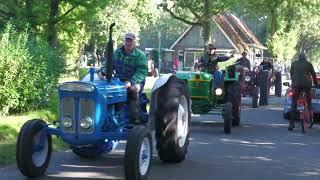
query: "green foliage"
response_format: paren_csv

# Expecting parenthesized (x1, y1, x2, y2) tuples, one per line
(0, 91, 67, 165)
(0, 23, 65, 116)
(0, 125, 17, 141)
(140, 12, 189, 48)
(235, 0, 320, 64)
(88, 0, 158, 50)
(159, 0, 236, 46)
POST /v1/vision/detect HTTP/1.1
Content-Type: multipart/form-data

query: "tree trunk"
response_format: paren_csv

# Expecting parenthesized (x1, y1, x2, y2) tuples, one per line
(92, 37, 98, 66)
(202, 0, 211, 53)
(268, 10, 277, 55)
(25, 0, 34, 29)
(48, 0, 59, 48)
(202, 22, 211, 47)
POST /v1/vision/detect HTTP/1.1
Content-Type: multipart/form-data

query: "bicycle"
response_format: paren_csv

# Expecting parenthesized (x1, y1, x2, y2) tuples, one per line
(297, 91, 314, 133)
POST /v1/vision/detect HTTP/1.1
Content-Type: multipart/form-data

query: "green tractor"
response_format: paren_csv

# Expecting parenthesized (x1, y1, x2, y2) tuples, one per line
(176, 64, 241, 134)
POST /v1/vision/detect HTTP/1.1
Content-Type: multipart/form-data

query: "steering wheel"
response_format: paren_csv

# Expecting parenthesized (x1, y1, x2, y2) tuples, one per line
(99, 64, 134, 80)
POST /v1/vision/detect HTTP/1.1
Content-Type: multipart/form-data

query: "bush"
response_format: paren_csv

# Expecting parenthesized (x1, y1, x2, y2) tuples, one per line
(0, 125, 17, 141)
(0, 24, 66, 116)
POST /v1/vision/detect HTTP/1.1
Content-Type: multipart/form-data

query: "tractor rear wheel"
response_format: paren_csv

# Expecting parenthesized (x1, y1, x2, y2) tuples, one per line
(226, 82, 241, 126)
(252, 86, 260, 108)
(257, 71, 270, 106)
(154, 76, 191, 163)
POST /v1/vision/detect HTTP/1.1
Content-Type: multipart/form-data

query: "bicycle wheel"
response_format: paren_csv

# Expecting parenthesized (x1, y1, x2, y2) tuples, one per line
(301, 109, 313, 133)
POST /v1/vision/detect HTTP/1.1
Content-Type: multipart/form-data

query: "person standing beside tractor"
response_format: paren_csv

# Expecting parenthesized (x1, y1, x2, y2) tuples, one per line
(235, 51, 251, 70)
(288, 52, 318, 131)
(99, 32, 148, 124)
(198, 43, 234, 87)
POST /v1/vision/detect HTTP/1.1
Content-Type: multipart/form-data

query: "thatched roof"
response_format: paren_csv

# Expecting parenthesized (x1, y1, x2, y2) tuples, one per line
(214, 12, 266, 52)
(170, 12, 266, 52)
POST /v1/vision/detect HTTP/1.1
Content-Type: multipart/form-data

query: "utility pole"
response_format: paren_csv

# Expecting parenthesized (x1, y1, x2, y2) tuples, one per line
(158, 31, 161, 74)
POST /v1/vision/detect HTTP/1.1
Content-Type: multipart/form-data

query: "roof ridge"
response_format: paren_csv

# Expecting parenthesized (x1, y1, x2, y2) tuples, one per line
(224, 12, 263, 46)
(213, 13, 249, 52)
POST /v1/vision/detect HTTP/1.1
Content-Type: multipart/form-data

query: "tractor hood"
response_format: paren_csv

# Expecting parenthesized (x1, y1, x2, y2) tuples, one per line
(175, 71, 212, 81)
(59, 80, 125, 93)
(58, 80, 127, 104)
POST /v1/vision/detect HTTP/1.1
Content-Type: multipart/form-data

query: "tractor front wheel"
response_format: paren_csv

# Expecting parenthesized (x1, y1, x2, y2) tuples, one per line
(124, 125, 153, 180)
(223, 102, 233, 134)
(16, 119, 52, 178)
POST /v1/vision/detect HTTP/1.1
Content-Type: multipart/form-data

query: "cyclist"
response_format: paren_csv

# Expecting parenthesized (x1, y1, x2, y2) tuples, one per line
(288, 52, 318, 131)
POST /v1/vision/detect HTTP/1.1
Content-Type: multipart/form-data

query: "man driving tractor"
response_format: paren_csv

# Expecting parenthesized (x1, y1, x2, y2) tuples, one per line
(198, 43, 234, 87)
(99, 32, 148, 124)
(235, 51, 251, 70)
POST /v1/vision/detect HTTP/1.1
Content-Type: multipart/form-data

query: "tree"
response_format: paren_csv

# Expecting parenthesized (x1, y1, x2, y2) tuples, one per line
(235, 0, 320, 64)
(158, 0, 235, 48)
(140, 11, 189, 49)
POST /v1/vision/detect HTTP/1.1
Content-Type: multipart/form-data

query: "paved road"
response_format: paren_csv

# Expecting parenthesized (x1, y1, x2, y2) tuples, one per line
(1, 97, 320, 180)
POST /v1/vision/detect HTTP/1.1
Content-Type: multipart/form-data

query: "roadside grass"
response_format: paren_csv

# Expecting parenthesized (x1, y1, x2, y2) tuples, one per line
(0, 75, 153, 166)
(0, 91, 69, 165)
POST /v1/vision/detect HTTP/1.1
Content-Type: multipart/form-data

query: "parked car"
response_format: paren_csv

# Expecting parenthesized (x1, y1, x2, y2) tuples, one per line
(283, 75, 320, 120)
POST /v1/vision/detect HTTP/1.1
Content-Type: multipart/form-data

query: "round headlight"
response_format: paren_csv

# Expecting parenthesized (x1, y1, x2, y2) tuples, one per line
(245, 76, 251, 82)
(80, 117, 93, 129)
(215, 88, 223, 96)
(62, 116, 73, 128)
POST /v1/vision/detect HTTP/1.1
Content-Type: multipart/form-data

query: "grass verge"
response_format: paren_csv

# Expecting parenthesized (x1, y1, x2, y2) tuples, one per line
(0, 91, 68, 166)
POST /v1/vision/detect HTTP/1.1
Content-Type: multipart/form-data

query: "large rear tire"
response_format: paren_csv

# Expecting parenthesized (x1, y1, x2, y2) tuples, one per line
(154, 76, 191, 163)
(223, 102, 233, 134)
(257, 71, 270, 106)
(226, 82, 241, 126)
(252, 86, 260, 108)
(274, 71, 282, 97)
(16, 119, 52, 178)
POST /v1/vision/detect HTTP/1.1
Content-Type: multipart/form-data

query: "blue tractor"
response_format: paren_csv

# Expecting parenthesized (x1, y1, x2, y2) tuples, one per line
(16, 23, 191, 180)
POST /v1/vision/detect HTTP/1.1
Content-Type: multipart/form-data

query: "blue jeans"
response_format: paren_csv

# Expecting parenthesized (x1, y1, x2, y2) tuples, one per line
(213, 70, 223, 88)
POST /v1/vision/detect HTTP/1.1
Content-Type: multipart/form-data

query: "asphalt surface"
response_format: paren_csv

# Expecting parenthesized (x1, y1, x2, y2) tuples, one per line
(1, 96, 320, 180)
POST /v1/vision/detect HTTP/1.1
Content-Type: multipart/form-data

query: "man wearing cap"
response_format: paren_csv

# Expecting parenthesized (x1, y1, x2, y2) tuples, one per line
(199, 43, 234, 87)
(100, 32, 148, 124)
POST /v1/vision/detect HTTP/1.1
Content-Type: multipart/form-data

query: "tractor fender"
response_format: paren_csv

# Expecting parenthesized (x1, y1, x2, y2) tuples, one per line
(151, 74, 175, 93)
(149, 73, 175, 129)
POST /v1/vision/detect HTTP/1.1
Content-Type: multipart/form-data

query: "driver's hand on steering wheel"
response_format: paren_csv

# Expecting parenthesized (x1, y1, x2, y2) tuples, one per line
(125, 81, 132, 89)
(98, 71, 105, 80)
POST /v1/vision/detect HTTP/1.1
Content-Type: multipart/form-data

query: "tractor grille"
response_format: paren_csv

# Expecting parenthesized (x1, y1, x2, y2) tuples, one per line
(60, 97, 95, 134)
(79, 98, 95, 134)
(61, 97, 75, 133)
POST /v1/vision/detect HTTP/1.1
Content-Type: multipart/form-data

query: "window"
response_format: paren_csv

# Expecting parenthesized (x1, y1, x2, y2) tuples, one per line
(184, 52, 203, 68)
(178, 50, 184, 56)
(200, 28, 204, 39)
